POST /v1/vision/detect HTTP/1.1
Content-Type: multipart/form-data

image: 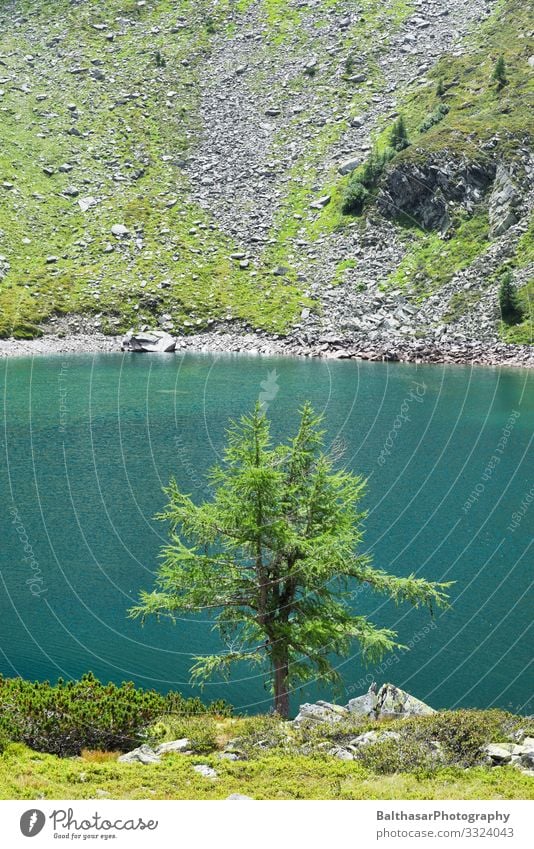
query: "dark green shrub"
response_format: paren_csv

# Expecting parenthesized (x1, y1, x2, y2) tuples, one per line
(154, 50, 166, 68)
(341, 180, 368, 215)
(0, 673, 231, 756)
(499, 272, 523, 324)
(403, 709, 526, 767)
(357, 737, 438, 774)
(419, 103, 450, 133)
(436, 78, 445, 97)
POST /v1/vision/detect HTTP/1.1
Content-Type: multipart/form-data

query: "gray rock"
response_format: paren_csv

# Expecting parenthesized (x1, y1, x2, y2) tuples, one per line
(111, 223, 129, 237)
(328, 746, 354, 760)
(122, 330, 176, 353)
(294, 700, 349, 724)
(347, 683, 435, 719)
(78, 196, 97, 212)
(310, 195, 331, 210)
(226, 793, 253, 800)
(193, 764, 218, 778)
(118, 744, 161, 765)
(489, 164, 519, 237)
(349, 730, 401, 748)
(156, 738, 190, 755)
(482, 744, 514, 764)
(338, 157, 360, 175)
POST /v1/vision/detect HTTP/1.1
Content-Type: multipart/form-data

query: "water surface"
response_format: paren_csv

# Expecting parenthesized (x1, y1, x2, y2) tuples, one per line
(1, 353, 532, 714)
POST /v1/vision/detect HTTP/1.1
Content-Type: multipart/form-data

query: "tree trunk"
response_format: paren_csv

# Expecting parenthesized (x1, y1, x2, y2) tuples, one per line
(273, 651, 290, 718)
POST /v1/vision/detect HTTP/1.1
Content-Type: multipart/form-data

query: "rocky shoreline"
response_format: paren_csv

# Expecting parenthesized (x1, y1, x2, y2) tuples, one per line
(0, 326, 532, 368)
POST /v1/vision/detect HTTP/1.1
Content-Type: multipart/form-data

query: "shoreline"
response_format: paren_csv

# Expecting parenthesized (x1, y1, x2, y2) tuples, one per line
(0, 329, 533, 368)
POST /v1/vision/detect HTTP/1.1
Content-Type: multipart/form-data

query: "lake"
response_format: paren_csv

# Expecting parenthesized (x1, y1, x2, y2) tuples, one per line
(1, 353, 532, 715)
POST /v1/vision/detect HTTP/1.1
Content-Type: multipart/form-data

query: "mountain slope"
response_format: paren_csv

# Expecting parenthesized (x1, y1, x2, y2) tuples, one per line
(0, 0, 532, 349)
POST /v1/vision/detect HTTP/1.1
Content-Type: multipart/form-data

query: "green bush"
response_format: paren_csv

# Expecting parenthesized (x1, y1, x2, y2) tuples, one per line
(341, 147, 396, 216)
(0, 673, 231, 756)
(357, 737, 438, 775)
(231, 715, 293, 757)
(149, 716, 218, 754)
(341, 180, 369, 215)
(402, 709, 528, 767)
(419, 103, 450, 133)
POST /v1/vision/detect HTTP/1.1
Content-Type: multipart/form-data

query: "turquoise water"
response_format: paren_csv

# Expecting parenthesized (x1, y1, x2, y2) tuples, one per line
(1, 353, 532, 715)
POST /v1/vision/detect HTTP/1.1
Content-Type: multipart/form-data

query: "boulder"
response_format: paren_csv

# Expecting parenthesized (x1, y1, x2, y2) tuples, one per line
(118, 744, 161, 764)
(226, 794, 253, 800)
(338, 157, 360, 175)
(193, 764, 218, 778)
(156, 738, 190, 755)
(111, 223, 129, 237)
(328, 746, 354, 760)
(349, 730, 401, 748)
(346, 683, 435, 719)
(482, 743, 513, 764)
(293, 700, 349, 724)
(122, 330, 176, 353)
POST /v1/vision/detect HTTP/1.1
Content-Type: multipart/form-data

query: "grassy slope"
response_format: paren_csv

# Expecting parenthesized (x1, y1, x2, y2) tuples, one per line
(0, 0, 531, 339)
(0, 0, 310, 337)
(2, 710, 534, 800)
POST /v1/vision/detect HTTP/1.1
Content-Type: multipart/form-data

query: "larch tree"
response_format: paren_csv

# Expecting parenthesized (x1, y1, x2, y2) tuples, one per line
(129, 403, 450, 718)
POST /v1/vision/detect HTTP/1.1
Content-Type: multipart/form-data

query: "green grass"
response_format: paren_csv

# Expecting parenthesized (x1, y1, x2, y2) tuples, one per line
(0, 0, 311, 337)
(2, 708, 532, 800)
(1, 743, 532, 800)
(499, 278, 534, 343)
(386, 210, 491, 298)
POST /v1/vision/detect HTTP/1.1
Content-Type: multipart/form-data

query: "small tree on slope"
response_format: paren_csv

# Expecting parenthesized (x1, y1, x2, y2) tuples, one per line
(129, 403, 450, 718)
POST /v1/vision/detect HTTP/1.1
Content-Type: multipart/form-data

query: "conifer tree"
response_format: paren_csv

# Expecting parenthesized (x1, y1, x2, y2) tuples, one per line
(130, 404, 450, 717)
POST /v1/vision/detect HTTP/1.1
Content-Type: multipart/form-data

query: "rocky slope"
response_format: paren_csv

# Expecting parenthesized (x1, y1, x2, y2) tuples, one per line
(0, 0, 532, 357)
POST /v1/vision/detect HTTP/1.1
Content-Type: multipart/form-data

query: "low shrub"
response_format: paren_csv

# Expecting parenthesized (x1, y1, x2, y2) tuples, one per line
(0, 673, 231, 757)
(419, 103, 450, 134)
(148, 715, 218, 754)
(341, 180, 368, 215)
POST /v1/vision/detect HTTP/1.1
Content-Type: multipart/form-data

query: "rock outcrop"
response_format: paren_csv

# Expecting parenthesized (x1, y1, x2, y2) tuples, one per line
(346, 682, 435, 719)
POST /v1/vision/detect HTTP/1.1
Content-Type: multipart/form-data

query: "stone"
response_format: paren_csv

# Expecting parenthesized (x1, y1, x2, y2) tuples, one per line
(111, 224, 129, 237)
(482, 744, 513, 764)
(338, 157, 360, 175)
(156, 738, 190, 755)
(118, 744, 161, 764)
(78, 197, 97, 212)
(63, 186, 79, 197)
(193, 764, 218, 778)
(310, 195, 331, 210)
(489, 164, 519, 237)
(122, 331, 176, 353)
(328, 746, 354, 760)
(293, 700, 349, 724)
(349, 730, 401, 748)
(346, 683, 435, 719)
(226, 794, 253, 800)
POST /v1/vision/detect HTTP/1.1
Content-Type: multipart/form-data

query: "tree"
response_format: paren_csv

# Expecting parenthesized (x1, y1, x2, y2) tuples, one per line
(499, 271, 523, 325)
(390, 115, 409, 152)
(129, 404, 451, 718)
(492, 56, 507, 89)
